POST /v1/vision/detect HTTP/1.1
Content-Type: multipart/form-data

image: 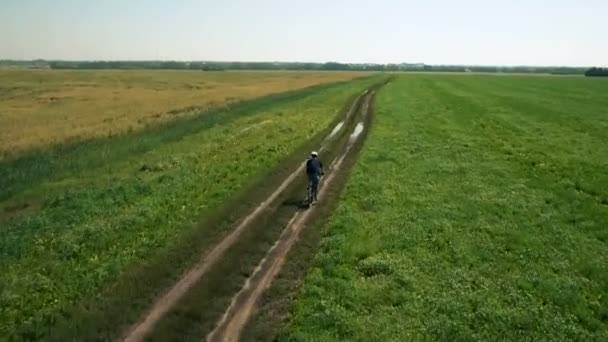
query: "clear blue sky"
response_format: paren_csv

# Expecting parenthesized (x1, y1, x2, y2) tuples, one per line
(1, 0, 606, 66)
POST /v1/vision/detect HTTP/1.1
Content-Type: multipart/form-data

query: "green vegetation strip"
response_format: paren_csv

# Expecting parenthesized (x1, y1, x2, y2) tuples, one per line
(0, 76, 380, 340)
(284, 74, 608, 340)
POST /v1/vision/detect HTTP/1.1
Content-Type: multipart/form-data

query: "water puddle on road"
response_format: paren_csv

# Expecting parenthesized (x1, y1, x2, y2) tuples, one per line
(328, 121, 344, 139)
(350, 122, 364, 141)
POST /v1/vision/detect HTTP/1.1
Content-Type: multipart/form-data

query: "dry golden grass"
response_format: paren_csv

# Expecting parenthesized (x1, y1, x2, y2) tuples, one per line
(0, 69, 366, 156)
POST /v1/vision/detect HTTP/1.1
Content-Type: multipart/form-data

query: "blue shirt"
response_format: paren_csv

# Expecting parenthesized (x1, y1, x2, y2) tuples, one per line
(306, 158, 323, 176)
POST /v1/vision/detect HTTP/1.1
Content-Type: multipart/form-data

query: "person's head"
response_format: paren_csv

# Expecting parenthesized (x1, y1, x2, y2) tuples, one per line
(311, 151, 318, 158)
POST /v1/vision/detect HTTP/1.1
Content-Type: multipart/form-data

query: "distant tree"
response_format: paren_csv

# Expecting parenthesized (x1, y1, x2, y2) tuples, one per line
(321, 62, 350, 71)
(585, 67, 608, 77)
(159, 61, 187, 69)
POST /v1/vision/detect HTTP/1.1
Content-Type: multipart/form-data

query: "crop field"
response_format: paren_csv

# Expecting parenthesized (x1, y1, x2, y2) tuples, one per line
(282, 75, 608, 340)
(0, 70, 366, 156)
(2, 72, 607, 341)
(0, 73, 380, 340)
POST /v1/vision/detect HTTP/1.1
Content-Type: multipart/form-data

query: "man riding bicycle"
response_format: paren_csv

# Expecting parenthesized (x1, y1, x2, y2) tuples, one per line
(306, 151, 324, 204)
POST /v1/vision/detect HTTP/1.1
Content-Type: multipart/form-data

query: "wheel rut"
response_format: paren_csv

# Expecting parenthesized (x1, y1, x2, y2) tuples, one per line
(207, 90, 376, 342)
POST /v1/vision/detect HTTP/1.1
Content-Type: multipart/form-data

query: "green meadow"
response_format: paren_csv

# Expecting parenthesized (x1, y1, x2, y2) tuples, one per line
(285, 74, 608, 340)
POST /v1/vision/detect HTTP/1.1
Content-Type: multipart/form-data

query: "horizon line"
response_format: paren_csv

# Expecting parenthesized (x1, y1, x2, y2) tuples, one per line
(0, 58, 596, 69)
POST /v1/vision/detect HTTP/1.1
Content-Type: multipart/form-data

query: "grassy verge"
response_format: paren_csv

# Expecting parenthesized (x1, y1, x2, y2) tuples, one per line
(0, 76, 381, 340)
(284, 74, 608, 340)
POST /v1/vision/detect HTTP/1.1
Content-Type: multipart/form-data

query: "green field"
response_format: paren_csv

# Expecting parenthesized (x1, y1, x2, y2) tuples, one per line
(0, 75, 379, 339)
(284, 75, 608, 340)
(2, 72, 607, 341)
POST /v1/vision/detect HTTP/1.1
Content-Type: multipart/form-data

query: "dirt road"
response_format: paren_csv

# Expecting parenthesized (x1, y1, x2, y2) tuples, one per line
(207, 91, 375, 342)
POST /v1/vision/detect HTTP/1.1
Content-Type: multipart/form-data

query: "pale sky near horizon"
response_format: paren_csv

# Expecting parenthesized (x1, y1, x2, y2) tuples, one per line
(1, 0, 607, 66)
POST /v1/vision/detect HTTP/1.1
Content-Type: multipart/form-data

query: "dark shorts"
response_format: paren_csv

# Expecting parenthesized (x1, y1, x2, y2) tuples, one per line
(308, 174, 319, 192)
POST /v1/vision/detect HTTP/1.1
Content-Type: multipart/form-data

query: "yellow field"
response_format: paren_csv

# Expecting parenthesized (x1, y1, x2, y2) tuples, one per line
(0, 70, 366, 156)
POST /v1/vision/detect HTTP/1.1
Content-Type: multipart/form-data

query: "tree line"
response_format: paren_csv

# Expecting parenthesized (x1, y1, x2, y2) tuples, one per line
(585, 67, 608, 77)
(0, 59, 589, 75)
(45, 61, 587, 74)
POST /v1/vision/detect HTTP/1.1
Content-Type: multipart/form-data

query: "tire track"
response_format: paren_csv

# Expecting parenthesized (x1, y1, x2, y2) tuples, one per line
(207, 91, 375, 342)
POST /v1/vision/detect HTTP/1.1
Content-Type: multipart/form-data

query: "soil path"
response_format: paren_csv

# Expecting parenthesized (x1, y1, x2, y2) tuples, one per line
(121, 91, 365, 342)
(206, 91, 375, 342)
